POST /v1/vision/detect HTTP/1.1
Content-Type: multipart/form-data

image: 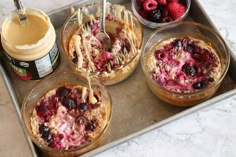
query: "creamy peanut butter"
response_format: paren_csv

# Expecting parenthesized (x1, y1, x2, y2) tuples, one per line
(2, 14, 48, 45)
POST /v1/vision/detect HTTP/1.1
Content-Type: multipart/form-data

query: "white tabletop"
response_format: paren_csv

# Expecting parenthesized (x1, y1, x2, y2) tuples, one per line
(0, 0, 235, 157)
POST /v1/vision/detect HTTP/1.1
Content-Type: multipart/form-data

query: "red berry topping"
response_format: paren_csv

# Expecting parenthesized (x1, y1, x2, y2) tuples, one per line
(156, 0, 167, 5)
(143, 0, 158, 11)
(167, 2, 186, 20)
(161, 16, 173, 22)
(155, 50, 167, 60)
(138, 9, 148, 19)
(167, 0, 179, 2)
(162, 7, 169, 17)
(137, 0, 146, 5)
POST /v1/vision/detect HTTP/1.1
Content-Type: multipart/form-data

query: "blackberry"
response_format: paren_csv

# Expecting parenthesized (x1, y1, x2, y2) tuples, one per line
(182, 64, 197, 76)
(37, 103, 48, 113)
(173, 39, 182, 47)
(85, 121, 97, 131)
(148, 7, 162, 22)
(39, 124, 50, 140)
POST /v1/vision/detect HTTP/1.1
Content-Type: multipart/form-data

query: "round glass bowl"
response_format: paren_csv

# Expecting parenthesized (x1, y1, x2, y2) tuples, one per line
(131, 0, 191, 29)
(21, 72, 112, 157)
(141, 21, 230, 106)
(61, 2, 143, 85)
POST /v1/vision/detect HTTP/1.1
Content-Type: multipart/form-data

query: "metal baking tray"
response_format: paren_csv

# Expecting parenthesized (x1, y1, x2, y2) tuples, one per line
(1, 0, 236, 156)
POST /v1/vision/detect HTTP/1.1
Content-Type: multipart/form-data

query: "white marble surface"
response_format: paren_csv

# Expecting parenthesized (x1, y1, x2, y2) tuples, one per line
(94, 91, 236, 157)
(0, 0, 236, 157)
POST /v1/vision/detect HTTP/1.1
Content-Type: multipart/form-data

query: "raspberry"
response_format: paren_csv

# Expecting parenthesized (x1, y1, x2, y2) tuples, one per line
(138, 9, 148, 19)
(137, 0, 146, 5)
(167, 2, 186, 20)
(143, 0, 158, 11)
(161, 16, 173, 22)
(162, 8, 169, 17)
(156, 0, 167, 5)
(167, 0, 179, 2)
(155, 50, 167, 60)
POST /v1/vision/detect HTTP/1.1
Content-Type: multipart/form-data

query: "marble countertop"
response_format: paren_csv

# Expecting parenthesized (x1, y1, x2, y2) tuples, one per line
(0, 0, 236, 157)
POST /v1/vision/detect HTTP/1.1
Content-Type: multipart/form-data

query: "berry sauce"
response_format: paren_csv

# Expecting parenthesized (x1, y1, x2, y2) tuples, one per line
(30, 85, 107, 150)
(145, 37, 221, 92)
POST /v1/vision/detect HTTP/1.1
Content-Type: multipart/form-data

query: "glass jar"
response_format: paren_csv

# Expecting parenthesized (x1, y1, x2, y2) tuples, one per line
(1, 8, 60, 80)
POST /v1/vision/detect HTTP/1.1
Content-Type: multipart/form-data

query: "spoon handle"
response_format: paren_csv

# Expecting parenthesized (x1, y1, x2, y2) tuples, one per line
(13, 0, 28, 23)
(101, 0, 106, 33)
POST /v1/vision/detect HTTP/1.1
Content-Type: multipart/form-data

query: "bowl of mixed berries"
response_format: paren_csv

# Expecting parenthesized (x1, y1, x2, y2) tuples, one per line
(131, 0, 191, 28)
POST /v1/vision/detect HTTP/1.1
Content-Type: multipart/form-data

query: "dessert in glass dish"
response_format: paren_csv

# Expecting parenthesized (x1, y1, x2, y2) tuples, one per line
(21, 72, 112, 157)
(61, 2, 143, 85)
(142, 22, 230, 106)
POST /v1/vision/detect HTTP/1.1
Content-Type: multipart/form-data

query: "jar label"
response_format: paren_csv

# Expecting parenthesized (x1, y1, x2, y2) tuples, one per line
(6, 43, 60, 80)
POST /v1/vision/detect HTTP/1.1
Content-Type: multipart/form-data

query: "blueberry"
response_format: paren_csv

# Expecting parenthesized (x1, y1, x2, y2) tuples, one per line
(192, 82, 202, 89)
(39, 124, 50, 140)
(63, 98, 77, 110)
(148, 7, 162, 22)
(173, 40, 182, 47)
(57, 87, 70, 97)
(46, 134, 53, 143)
(78, 103, 88, 111)
(192, 80, 208, 89)
(182, 64, 197, 76)
(185, 45, 194, 53)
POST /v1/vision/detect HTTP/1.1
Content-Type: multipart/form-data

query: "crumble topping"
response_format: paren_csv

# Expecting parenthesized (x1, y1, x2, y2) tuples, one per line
(30, 85, 108, 150)
(145, 37, 222, 92)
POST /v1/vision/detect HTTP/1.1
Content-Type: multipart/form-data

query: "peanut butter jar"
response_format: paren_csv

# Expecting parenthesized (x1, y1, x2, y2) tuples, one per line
(1, 8, 60, 80)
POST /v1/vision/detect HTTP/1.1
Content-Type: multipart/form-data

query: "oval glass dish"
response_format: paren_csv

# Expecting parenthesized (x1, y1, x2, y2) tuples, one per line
(21, 71, 112, 157)
(61, 2, 143, 85)
(131, 0, 191, 29)
(141, 21, 230, 106)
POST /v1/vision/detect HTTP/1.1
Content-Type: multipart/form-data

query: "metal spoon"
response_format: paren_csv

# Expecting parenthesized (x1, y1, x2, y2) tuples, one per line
(14, 0, 28, 24)
(96, 0, 111, 50)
